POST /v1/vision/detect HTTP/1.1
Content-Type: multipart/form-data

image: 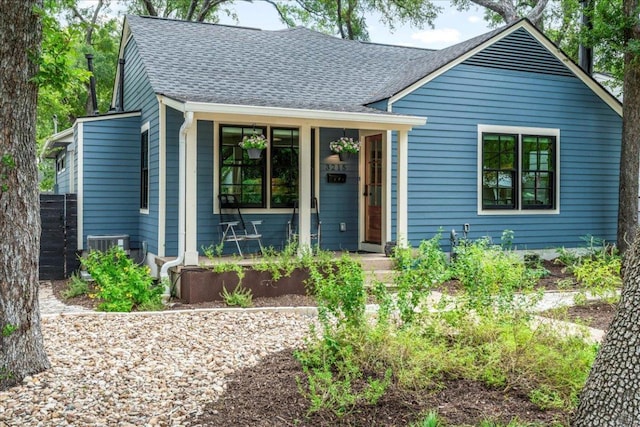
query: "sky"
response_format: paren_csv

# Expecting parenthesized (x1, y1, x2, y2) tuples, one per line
(214, 1, 492, 49)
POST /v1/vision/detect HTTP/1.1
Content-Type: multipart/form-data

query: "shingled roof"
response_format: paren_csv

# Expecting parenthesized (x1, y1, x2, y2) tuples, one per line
(124, 15, 514, 113)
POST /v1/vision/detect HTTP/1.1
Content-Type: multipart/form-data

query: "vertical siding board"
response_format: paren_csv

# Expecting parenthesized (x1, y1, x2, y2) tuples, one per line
(82, 116, 141, 247)
(123, 38, 160, 254)
(390, 63, 621, 250)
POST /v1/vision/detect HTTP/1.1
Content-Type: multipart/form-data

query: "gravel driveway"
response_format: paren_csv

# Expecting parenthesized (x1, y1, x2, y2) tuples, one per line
(0, 311, 312, 426)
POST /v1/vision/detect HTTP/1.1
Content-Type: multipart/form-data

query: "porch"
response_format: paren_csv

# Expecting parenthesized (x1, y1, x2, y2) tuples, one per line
(158, 97, 426, 268)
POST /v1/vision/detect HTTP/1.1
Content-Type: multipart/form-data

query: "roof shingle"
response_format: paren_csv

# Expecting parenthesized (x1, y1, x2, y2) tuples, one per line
(125, 15, 512, 112)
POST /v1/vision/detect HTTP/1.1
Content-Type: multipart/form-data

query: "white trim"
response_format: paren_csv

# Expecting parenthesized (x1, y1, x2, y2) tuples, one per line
(156, 96, 425, 130)
(298, 125, 312, 249)
(314, 127, 321, 209)
(388, 20, 622, 117)
(40, 127, 74, 160)
(396, 130, 409, 243)
(140, 121, 150, 214)
(68, 144, 75, 193)
(184, 118, 199, 265)
(158, 100, 166, 256)
(77, 123, 84, 250)
(384, 130, 392, 246)
(75, 111, 141, 124)
(111, 18, 132, 109)
(477, 124, 560, 216)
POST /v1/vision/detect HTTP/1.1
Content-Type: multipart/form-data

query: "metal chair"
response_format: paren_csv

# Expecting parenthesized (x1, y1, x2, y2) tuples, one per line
(218, 194, 264, 256)
(287, 197, 321, 248)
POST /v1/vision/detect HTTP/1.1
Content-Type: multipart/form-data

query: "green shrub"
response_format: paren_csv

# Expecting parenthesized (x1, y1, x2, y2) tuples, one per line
(573, 253, 621, 304)
(61, 273, 89, 299)
(392, 234, 449, 324)
(220, 284, 253, 308)
(82, 247, 162, 312)
(450, 237, 535, 314)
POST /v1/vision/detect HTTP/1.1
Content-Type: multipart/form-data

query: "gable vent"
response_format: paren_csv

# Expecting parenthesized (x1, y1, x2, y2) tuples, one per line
(463, 28, 575, 78)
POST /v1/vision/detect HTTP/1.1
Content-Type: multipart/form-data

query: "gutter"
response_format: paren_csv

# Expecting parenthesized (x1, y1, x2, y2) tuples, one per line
(159, 111, 194, 297)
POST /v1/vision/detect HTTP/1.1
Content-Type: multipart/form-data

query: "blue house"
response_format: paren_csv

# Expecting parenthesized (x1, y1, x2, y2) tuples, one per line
(43, 15, 622, 278)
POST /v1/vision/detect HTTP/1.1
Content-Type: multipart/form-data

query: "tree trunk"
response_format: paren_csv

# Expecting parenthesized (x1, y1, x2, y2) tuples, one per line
(0, 0, 50, 390)
(616, 1, 640, 254)
(574, 227, 640, 424)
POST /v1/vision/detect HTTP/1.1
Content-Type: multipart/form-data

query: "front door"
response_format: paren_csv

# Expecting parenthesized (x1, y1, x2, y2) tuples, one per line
(364, 134, 382, 244)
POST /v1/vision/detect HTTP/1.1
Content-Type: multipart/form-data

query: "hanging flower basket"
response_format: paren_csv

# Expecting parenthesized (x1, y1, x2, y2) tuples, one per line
(239, 134, 267, 159)
(329, 137, 360, 162)
(247, 148, 263, 159)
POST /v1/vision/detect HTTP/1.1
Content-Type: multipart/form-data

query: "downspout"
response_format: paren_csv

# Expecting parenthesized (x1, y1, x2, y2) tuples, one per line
(159, 110, 194, 298)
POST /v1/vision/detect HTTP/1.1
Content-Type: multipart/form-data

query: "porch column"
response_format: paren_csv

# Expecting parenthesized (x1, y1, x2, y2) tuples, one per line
(298, 124, 312, 250)
(396, 129, 408, 244)
(184, 122, 199, 265)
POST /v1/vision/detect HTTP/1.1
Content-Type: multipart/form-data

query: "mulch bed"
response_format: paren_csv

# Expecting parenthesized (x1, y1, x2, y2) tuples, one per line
(194, 350, 568, 427)
(543, 301, 617, 332)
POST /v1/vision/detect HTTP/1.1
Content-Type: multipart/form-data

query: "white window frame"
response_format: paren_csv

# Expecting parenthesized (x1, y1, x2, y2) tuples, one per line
(140, 121, 150, 214)
(477, 124, 560, 215)
(56, 152, 66, 174)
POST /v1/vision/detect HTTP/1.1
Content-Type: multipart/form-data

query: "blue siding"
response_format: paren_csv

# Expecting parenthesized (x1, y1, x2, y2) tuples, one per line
(391, 63, 621, 250)
(196, 120, 216, 252)
(319, 128, 359, 251)
(164, 107, 182, 256)
(123, 38, 160, 254)
(81, 116, 141, 248)
(366, 99, 388, 112)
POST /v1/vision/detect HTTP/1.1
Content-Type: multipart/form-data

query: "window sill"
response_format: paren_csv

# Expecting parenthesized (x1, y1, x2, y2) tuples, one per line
(477, 208, 559, 216)
(140, 209, 149, 215)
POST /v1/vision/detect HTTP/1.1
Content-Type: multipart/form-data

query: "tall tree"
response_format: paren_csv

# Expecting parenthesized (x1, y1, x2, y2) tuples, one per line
(573, 0, 640, 421)
(128, 0, 232, 22)
(0, 0, 50, 390)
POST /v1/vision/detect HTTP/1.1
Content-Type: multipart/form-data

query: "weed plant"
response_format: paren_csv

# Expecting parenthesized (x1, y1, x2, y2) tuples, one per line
(220, 284, 253, 307)
(81, 247, 163, 312)
(61, 272, 89, 299)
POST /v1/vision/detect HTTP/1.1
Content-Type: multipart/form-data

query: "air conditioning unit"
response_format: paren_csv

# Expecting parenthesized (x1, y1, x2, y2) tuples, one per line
(87, 234, 130, 254)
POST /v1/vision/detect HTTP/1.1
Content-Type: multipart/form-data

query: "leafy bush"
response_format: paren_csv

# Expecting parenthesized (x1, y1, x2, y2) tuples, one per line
(392, 234, 449, 324)
(573, 254, 621, 304)
(450, 237, 535, 314)
(81, 247, 163, 312)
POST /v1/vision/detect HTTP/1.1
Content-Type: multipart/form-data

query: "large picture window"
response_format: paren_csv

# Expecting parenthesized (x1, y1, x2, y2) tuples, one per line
(480, 127, 557, 212)
(219, 125, 302, 209)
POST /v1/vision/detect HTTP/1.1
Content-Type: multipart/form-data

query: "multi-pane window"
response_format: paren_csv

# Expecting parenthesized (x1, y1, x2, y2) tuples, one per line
(219, 125, 301, 209)
(140, 130, 149, 210)
(270, 128, 299, 208)
(481, 131, 556, 211)
(219, 126, 266, 207)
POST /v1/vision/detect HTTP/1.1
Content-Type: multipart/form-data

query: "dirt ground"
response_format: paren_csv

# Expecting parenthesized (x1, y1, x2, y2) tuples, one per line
(49, 259, 615, 426)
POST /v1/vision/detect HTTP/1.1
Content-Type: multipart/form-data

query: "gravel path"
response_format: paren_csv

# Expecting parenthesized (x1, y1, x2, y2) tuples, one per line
(0, 311, 313, 426)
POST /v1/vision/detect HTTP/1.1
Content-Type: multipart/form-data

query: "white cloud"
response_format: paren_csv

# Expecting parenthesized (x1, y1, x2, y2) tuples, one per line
(468, 15, 481, 23)
(411, 28, 461, 47)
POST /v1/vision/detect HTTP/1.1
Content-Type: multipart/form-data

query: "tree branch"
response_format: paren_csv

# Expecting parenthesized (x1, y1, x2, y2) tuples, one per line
(262, 0, 295, 26)
(196, 0, 230, 22)
(141, 0, 158, 16)
(470, 0, 518, 23)
(186, 0, 198, 21)
(526, 0, 551, 27)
